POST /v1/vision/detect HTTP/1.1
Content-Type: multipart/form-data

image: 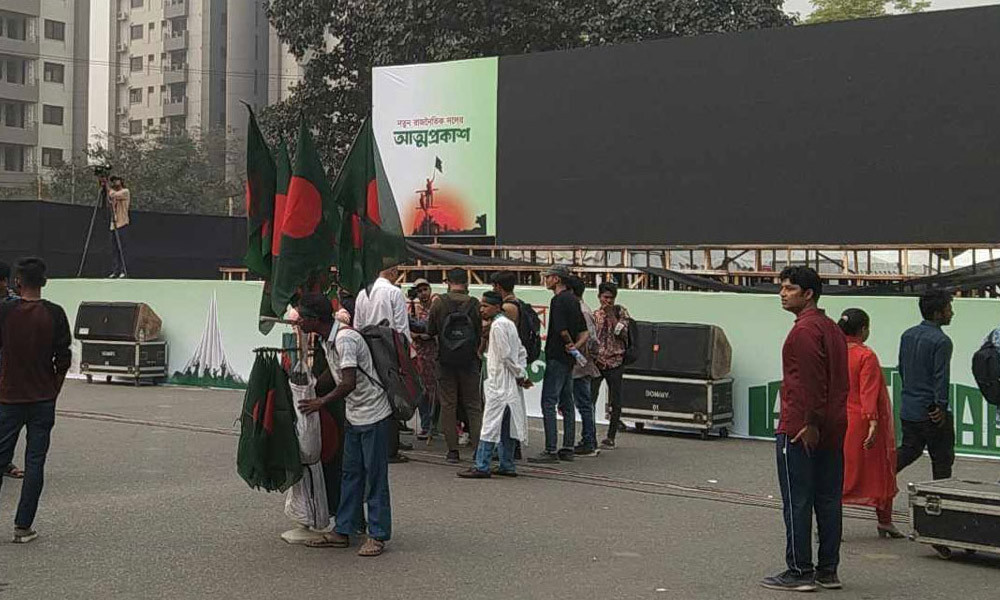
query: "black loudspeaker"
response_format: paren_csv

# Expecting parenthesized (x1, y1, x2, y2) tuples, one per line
(74, 302, 162, 342)
(627, 322, 731, 379)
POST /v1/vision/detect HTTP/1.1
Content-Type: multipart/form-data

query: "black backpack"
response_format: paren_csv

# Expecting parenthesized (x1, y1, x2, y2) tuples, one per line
(507, 299, 542, 363)
(356, 324, 424, 421)
(617, 306, 640, 366)
(438, 297, 479, 367)
(972, 341, 1000, 406)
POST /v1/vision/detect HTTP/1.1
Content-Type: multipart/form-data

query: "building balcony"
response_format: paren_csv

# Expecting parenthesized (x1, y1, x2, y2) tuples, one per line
(0, 170, 35, 187)
(162, 97, 187, 117)
(0, 80, 39, 103)
(3, 0, 41, 16)
(0, 35, 39, 57)
(163, 64, 187, 85)
(0, 123, 38, 146)
(163, 31, 188, 52)
(164, 0, 187, 19)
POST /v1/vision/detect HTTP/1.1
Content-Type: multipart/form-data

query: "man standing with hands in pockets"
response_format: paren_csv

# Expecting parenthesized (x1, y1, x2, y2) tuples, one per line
(761, 266, 849, 593)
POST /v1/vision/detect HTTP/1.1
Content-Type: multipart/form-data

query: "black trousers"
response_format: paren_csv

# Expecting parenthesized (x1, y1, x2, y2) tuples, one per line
(896, 413, 955, 480)
(110, 226, 128, 276)
(591, 366, 624, 440)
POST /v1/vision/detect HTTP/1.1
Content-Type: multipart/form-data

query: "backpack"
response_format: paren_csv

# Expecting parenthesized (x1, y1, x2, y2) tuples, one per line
(438, 297, 479, 367)
(972, 341, 1000, 406)
(356, 324, 425, 421)
(507, 299, 542, 363)
(617, 306, 640, 366)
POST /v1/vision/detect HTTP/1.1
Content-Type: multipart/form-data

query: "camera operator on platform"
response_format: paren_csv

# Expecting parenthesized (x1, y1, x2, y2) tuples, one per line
(107, 175, 131, 278)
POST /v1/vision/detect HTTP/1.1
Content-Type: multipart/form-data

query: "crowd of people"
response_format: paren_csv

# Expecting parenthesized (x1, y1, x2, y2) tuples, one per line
(762, 266, 962, 592)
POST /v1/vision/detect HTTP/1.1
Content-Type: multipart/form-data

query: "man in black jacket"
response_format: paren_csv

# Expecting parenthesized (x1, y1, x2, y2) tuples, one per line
(0, 257, 72, 544)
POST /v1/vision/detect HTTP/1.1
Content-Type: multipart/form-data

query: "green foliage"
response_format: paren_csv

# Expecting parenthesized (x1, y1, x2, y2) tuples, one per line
(48, 129, 242, 215)
(263, 0, 794, 173)
(805, 0, 930, 24)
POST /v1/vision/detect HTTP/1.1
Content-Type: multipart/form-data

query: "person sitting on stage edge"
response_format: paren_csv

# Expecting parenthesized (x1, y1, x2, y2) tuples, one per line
(896, 290, 955, 481)
(108, 176, 131, 279)
(838, 308, 903, 539)
(0, 257, 73, 544)
(761, 266, 848, 593)
(295, 293, 392, 557)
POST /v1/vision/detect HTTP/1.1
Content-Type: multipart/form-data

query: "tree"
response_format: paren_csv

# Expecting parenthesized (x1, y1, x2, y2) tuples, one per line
(805, 0, 930, 24)
(264, 0, 794, 174)
(48, 129, 242, 215)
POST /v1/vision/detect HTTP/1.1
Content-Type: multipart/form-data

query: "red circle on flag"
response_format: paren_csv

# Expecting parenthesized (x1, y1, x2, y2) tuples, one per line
(283, 177, 322, 239)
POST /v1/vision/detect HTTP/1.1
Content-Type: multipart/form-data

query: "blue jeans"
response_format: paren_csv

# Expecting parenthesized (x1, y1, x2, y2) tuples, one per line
(474, 407, 515, 473)
(775, 434, 844, 575)
(335, 416, 392, 541)
(573, 376, 596, 449)
(541, 359, 576, 453)
(0, 401, 57, 529)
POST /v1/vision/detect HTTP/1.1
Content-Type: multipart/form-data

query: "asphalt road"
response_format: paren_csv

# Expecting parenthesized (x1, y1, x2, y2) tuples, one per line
(0, 381, 997, 599)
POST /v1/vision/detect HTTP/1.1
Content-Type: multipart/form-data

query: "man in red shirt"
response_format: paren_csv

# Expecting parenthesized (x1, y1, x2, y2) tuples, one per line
(761, 266, 849, 593)
(0, 257, 72, 544)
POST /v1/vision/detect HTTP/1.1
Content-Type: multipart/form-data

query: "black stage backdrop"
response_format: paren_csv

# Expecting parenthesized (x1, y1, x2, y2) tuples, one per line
(496, 7, 1000, 245)
(0, 201, 246, 279)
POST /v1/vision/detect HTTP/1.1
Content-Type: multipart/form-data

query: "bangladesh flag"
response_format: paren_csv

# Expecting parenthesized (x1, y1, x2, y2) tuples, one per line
(270, 121, 339, 317)
(243, 106, 276, 280)
(256, 141, 292, 334)
(335, 118, 407, 295)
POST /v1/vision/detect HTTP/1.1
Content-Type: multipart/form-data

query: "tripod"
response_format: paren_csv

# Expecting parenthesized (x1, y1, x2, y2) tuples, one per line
(77, 178, 128, 278)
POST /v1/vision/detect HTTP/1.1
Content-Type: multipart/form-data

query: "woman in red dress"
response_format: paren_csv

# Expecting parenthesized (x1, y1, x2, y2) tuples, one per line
(838, 309, 903, 538)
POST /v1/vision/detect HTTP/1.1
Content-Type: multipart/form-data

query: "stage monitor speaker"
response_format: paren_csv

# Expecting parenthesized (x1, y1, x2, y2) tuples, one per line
(74, 302, 162, 342)
(628, 322, 731, 379)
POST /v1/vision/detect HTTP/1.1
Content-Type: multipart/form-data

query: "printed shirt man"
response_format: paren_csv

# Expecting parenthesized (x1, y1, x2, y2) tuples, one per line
(593, 306, 630, 371)
(776, 307, 849, 449)
(321, 323, 392, 426)
(898, 320, 952, 422)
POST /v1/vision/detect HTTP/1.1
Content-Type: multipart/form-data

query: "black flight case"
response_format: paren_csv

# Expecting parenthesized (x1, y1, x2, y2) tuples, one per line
(908, 478, 1000, 559)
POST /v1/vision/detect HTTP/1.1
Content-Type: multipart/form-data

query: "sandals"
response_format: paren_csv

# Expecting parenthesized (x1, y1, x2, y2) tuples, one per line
(3, 464, 23, 479)
(304, 532, 349, 548)
(358, 538, 385, 557)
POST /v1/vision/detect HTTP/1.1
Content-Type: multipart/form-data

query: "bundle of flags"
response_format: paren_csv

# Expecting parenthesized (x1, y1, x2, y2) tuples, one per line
(243, 107, 406, 332)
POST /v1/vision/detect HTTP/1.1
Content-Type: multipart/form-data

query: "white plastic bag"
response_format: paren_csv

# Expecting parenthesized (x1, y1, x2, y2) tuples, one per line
(285, 378, 330, 530)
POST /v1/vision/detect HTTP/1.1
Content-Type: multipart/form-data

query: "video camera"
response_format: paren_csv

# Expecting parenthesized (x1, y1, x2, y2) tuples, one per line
(91, 163, 113, 178)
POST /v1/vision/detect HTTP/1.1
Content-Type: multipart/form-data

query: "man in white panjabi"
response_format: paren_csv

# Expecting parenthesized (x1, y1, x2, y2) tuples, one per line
(458, 291, 531, 479)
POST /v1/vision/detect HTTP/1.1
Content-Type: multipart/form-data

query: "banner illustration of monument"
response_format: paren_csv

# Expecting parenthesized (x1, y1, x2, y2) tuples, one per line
(171, 292, 246, 389)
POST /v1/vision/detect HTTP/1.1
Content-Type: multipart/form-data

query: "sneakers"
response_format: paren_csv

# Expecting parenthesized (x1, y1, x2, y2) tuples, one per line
(398, 441, 414, 452)
(416, 430, 429, 441)
(600, 438, 616, 450)
(574, 444, 600, 457)
(527, 452, 559, 464)
(491, 467, 518, 477)
(759, 570, 817, 592)
(446, 450, 460, 464)
(556, 448, 575, 462)
(457, 468, 491, 479)
(13, 527, 38, 544)
(815, 571, 842, 590)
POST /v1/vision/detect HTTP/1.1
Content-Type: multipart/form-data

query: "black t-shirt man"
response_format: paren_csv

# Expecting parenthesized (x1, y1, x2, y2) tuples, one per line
(546, 288, 586, 367)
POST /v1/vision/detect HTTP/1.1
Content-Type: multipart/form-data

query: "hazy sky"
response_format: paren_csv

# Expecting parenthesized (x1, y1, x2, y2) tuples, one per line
(86, 0, 999, 145)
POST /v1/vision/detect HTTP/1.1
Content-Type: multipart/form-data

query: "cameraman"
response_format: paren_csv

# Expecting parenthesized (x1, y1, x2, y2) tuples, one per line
(108, 176, 131, 278)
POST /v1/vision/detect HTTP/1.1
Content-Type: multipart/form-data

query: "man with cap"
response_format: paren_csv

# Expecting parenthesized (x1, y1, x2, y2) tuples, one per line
(529, 264, 588, 464)
(408, 278, 438, 440)
(458, 291, 531, 478)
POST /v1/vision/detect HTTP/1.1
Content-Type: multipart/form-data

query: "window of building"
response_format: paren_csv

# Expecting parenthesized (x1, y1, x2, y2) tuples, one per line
(148, 54, 154, 65)
(129, 120, 143, 135)
(159, 117, 166, 124)
(43, 62, 65, 84)
(4, 17, 26, 41)
(2, 146, 25, 172)
(41, 148, 63, 168)
(42, 105, 64, 126)
(147, 86, 154, 95)
(170, 17, 187, 34)
(3, 103, 26, 128)
(130, 56, 143, 72)
(129, 88, 142, 104)
(130, 24, 144, 40)
(44, 20, 66, 41)
(4, 59, 25, 84)
(149, 22, 155, 32)
(131, 0, 145, 8)
(147, 118, 154, 127)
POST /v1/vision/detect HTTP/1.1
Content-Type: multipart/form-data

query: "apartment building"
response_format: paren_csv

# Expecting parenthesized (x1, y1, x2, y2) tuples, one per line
(107, 0, 301, 156)
(0, 0, 89, 189)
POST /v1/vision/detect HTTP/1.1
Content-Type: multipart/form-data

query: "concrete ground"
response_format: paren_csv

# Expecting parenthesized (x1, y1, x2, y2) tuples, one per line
(0, 380, 998, 599)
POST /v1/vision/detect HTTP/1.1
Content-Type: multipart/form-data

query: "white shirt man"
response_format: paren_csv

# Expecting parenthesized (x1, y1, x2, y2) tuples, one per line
(354, 274, 412, 345)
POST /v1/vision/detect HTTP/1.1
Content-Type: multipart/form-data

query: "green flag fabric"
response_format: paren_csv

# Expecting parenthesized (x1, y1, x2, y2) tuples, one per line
(334, 118, 408, 295)
(271, 122, 340, 317)
(243, 106, 276, 280)
(256, 141, 292, 334)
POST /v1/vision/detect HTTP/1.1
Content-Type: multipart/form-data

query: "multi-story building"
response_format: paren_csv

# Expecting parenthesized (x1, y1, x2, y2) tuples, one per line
(107, 0, 301, 171)
(0, 0, 89, 189)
